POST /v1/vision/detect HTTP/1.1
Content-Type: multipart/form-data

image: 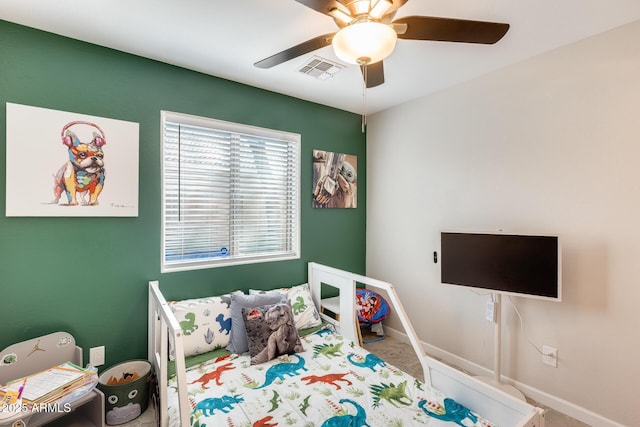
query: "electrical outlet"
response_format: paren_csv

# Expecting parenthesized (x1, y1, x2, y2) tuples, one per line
(542, 345, 557, 367)
(90, 346, 105, 367)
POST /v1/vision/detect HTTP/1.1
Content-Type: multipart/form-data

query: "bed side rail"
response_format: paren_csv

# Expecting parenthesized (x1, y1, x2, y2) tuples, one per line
(427, 356, 545, 426)
(307, 263, 544, 427)
(148, 281, 190, 427)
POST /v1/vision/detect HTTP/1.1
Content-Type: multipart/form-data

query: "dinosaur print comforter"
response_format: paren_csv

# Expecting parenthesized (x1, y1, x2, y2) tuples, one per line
(166, 329, 496, 427)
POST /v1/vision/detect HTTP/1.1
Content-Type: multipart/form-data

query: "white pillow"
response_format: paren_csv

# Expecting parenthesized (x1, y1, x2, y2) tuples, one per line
(250, 283, 322, 330)
(168, 295, 232, 359)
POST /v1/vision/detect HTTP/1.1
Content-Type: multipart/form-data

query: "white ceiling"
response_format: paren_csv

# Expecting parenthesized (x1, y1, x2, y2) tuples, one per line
(2, 0, 640, 114)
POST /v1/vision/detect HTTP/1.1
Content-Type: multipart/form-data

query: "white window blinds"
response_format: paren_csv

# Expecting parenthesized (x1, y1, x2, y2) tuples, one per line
(161, 111, 300, 271)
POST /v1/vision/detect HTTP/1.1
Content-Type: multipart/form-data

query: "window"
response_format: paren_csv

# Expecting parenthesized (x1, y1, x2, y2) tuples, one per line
(161, 111, 300, 272)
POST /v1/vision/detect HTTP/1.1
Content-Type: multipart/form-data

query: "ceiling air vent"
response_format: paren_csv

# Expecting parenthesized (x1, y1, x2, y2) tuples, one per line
(298, 56, 342, 81)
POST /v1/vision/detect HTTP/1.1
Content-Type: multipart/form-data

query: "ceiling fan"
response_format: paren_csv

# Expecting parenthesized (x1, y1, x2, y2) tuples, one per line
(254, 0, 510, 88)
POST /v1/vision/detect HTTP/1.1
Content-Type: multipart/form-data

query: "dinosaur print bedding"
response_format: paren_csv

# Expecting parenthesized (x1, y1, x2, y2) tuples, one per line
(166, 329, 497, 427)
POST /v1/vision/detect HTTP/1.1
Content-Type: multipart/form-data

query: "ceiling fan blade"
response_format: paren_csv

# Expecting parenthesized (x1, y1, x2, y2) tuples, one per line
(360, 61, 385, 88)
(394, 15, 510, 44)
(254, 33, 335, 69)
(293, 0, 342, 16)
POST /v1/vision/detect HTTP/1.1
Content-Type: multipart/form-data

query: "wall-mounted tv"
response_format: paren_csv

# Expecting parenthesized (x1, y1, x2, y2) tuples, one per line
(440, 232, 561, 301)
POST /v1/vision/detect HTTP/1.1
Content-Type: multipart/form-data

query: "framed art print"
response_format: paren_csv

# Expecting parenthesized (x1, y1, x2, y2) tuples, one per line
(312, 149, 357, 208)
(5, 103, 139, 217)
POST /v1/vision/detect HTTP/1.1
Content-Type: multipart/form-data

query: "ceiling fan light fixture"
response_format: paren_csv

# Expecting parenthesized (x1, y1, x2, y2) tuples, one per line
(332, 20, 397, 65)
(329, 7, 353, 25)
(369, 0, 393, 20)
(352, 0, 371, 15)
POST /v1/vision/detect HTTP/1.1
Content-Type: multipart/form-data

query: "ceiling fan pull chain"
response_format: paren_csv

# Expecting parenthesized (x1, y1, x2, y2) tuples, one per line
(361, 62, 367, 133)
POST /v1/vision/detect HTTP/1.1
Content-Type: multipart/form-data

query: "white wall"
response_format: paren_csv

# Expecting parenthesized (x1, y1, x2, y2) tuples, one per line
(366, 20, 640, 426)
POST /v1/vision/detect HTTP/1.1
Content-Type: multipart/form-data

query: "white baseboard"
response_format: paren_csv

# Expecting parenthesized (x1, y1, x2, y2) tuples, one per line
(383, 326, 624, 427)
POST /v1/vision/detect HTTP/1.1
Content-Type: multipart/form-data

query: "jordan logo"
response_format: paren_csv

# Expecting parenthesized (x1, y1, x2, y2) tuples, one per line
(27, 340, 46, 357)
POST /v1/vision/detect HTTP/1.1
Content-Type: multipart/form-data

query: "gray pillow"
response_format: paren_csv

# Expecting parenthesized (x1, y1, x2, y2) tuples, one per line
(226, 292, 286, 354)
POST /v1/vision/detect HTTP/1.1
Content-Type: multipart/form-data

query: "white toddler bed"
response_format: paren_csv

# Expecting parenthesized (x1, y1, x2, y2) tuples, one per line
(148, 262, 545, 427)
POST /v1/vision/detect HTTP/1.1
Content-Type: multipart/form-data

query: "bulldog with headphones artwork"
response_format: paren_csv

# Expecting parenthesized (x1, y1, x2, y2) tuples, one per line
(52, 121, 107, 206)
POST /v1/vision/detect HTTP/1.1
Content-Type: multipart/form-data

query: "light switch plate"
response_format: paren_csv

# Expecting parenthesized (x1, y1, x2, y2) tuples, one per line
(89, 346, 105, 366)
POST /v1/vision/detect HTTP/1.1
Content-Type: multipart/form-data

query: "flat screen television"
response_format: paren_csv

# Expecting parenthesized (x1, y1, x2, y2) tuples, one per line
(440, 232, 561, 301)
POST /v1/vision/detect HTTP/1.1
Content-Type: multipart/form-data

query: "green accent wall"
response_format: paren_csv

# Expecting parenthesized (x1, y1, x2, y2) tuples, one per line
(0, 20, 366, 368)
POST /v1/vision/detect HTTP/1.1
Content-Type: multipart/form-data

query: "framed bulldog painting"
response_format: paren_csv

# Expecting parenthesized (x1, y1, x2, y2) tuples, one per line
(5, 103, 139, 217)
